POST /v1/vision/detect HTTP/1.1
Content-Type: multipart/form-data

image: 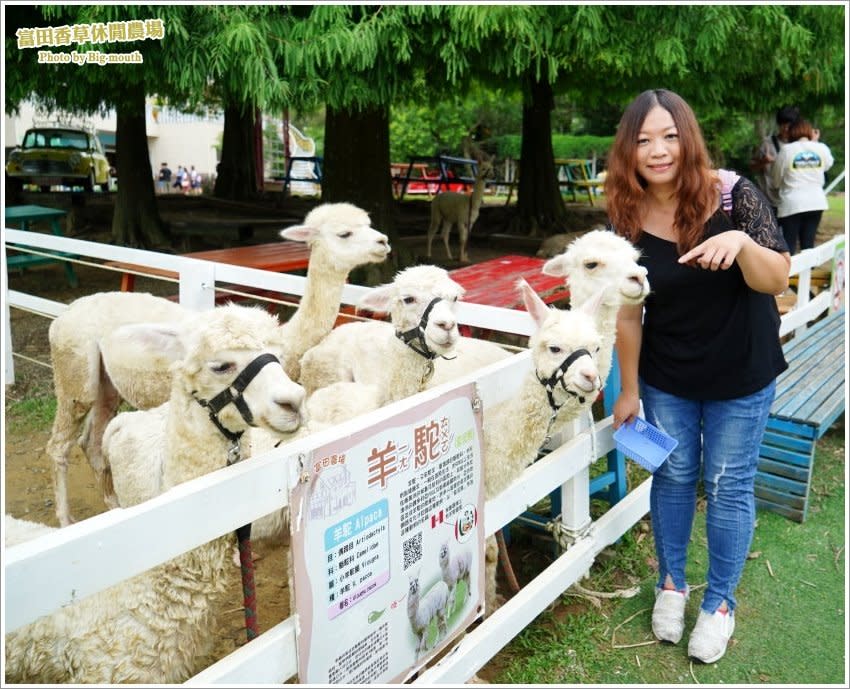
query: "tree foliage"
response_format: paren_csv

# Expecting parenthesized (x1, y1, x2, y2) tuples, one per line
(5, 4, 844, 245)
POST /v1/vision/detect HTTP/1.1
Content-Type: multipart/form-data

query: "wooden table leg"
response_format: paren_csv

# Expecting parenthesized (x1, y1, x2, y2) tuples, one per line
(120, 272, 136, 292)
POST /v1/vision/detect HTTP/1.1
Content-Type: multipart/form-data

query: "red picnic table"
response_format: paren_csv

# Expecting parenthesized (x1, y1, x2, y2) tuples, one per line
(448, 254, 570, 336)
(106, 241, 312, 292)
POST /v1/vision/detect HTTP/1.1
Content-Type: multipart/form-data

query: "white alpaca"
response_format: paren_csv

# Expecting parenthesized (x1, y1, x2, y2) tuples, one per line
(427, 160, 493, 264)
(4, 515, 55, 547)
(248, 265, 464, 543)
(298, 265, 464, 402)
(541, 227, 650, 386)
(245, 269, 466, 543)
(482, 279, 606, 615)
(407, 574, 450, 656)
(426, 336, 515, 389)
(4, 304, 307, 684)
(46, 202, 389, 526)
(439, 541, 473, 613)
(429, 230, 649, 392)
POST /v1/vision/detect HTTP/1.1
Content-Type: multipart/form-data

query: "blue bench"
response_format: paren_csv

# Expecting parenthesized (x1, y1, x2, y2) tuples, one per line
(756, 308, 845, 522)
(5, 205, 78, 287)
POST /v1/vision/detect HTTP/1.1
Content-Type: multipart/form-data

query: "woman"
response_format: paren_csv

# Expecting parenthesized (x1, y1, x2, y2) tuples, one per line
(605, 89, 790, 664)
(770, 118, 834, 253)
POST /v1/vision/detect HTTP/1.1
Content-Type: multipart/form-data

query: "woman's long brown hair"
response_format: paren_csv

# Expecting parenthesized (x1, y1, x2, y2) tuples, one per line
(604, 89, 718, 254)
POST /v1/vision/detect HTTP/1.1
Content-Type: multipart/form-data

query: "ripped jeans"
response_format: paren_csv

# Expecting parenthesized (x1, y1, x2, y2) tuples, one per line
(641, 379, 776, 614)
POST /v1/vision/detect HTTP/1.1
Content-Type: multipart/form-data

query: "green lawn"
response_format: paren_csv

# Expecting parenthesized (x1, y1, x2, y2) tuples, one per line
(490, 419, 846, 684)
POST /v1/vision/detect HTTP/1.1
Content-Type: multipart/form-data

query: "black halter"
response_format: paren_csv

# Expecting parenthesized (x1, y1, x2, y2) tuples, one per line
(395, 297, 443, 360)
(193, 352, 281, 462)
(536, 348, 593, 412)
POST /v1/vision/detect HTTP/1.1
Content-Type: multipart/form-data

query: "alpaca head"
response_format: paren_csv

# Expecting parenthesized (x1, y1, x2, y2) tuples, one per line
(541, 228, 650, 308)
(438, 541, 450, 568)
(110, 304, 306, 437)
(519, 279, 603, 404)
(279, 202, 391, 272)
(358, 265, 465, 359)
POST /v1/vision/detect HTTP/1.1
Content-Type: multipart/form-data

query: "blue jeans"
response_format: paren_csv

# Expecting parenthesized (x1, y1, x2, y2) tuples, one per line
(641, 380, 776, 614)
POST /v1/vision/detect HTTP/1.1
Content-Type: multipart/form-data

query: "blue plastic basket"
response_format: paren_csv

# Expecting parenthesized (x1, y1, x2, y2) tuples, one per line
(613, 418, 678, 473)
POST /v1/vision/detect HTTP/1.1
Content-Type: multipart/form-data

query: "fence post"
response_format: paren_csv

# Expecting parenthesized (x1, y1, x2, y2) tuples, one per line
(178, 261, 216, 311)
(2, 240, 14, 384)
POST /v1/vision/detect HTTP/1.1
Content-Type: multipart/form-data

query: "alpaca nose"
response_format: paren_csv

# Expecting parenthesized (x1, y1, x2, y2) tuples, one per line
(433, 317, 456, 332)
(276, 387, 306, 412)
(579, 366, 599, 389)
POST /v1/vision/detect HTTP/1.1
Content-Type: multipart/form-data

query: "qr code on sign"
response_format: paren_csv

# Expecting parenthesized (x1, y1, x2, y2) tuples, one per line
(402, 532, 422, 570)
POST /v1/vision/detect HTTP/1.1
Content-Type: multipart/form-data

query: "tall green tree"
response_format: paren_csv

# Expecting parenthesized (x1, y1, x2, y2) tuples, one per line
(5, 5, 197, 247)
(5, 5, 294, 245)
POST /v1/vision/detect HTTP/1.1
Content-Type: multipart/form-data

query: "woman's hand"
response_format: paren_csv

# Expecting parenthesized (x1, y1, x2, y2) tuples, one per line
(612, 390, 641, 430)
(678, 230, 748, 271)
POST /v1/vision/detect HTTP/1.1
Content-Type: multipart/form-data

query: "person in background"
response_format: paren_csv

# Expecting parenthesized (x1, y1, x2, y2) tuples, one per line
(749, 105, 800, 217)
(605, 89, 790, 664)
(173, 165, 184, 191)
(157, 162, 172, 194)
(190, 165, 203, 195)
(769, 118, 834, 254)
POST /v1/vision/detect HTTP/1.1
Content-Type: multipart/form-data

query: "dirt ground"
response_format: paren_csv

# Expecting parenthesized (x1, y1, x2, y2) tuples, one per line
(5, 190, 844, 681)
(5, 190, 605, 680)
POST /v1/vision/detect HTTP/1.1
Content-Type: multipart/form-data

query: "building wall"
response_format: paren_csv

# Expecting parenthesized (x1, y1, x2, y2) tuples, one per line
(4, 99, 223, 183)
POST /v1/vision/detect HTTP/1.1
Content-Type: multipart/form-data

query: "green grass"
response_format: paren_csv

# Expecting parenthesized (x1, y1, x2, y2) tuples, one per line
(490, 420, 846, 684)
(826, 192, 845, 223)
(5, 395, 56, 433)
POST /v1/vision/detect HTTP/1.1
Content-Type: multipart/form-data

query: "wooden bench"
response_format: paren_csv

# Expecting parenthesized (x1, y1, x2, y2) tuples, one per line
(755, 308, 845, 522)
(5, 205, 78, 287)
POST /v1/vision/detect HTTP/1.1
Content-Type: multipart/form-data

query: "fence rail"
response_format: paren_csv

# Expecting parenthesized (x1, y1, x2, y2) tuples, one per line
(3, 229, 844, 683)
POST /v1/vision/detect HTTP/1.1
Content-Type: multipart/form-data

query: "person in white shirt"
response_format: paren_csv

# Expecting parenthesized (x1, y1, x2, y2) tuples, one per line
(770, 119, 834, 253)
(749, 105, 799, 214)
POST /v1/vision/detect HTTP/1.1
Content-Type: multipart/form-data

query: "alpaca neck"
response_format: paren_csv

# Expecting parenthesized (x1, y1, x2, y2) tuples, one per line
(469, 174, 487, 220)
(382, 337, 435, 402)
(163, 389, 236, 489)
(483, 373, 553, 499)
(281, 247, 349, 376)
(593, 302, 619, 385)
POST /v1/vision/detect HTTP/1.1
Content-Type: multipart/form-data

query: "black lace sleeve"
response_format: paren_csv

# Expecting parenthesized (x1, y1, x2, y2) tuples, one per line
(730, 177, 789, 253)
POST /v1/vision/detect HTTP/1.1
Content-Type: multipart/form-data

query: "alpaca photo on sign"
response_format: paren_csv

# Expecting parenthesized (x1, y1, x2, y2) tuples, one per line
(406, 572, 450, 657)
(439, 541, 473, 616)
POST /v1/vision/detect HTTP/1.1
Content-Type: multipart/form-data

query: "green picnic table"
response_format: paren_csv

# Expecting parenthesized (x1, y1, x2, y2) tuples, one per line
(5, 204, 78, 287)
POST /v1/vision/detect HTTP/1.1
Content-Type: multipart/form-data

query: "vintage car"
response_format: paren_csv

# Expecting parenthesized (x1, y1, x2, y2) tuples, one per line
(5, 126, 112, 191)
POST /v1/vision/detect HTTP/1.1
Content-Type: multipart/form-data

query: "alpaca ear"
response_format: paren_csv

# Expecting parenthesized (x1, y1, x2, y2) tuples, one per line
(357, 283, 395, 314)
(279, 224, 316, 243)
(101, 322, 187, 368)
(518, 278, 551, 327)
(541, 254, 569, 278)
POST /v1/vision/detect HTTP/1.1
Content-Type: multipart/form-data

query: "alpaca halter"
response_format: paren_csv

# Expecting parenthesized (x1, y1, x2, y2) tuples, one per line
(536, 347, 594, 413)
(396, 297, 453, 361)
(193, 352, 281, 465)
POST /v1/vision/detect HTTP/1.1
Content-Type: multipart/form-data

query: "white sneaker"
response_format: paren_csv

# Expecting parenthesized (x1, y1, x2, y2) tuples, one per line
(688, 608, 735, 663)
(651, 587, 689, 644)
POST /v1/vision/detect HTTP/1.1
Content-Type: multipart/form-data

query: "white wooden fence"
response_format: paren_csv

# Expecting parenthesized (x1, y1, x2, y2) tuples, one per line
(3, 228, 844, 683)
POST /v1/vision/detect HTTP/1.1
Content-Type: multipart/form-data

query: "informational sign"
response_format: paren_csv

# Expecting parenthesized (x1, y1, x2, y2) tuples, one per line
(290, 383, 485, 684)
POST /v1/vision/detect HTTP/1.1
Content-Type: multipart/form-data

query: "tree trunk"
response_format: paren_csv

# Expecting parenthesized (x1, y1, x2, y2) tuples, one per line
(323, 104, 403, 280)
(111, 91, 169, 248)
(514, 66, 567, 237)
(214, 103, 258, 201)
